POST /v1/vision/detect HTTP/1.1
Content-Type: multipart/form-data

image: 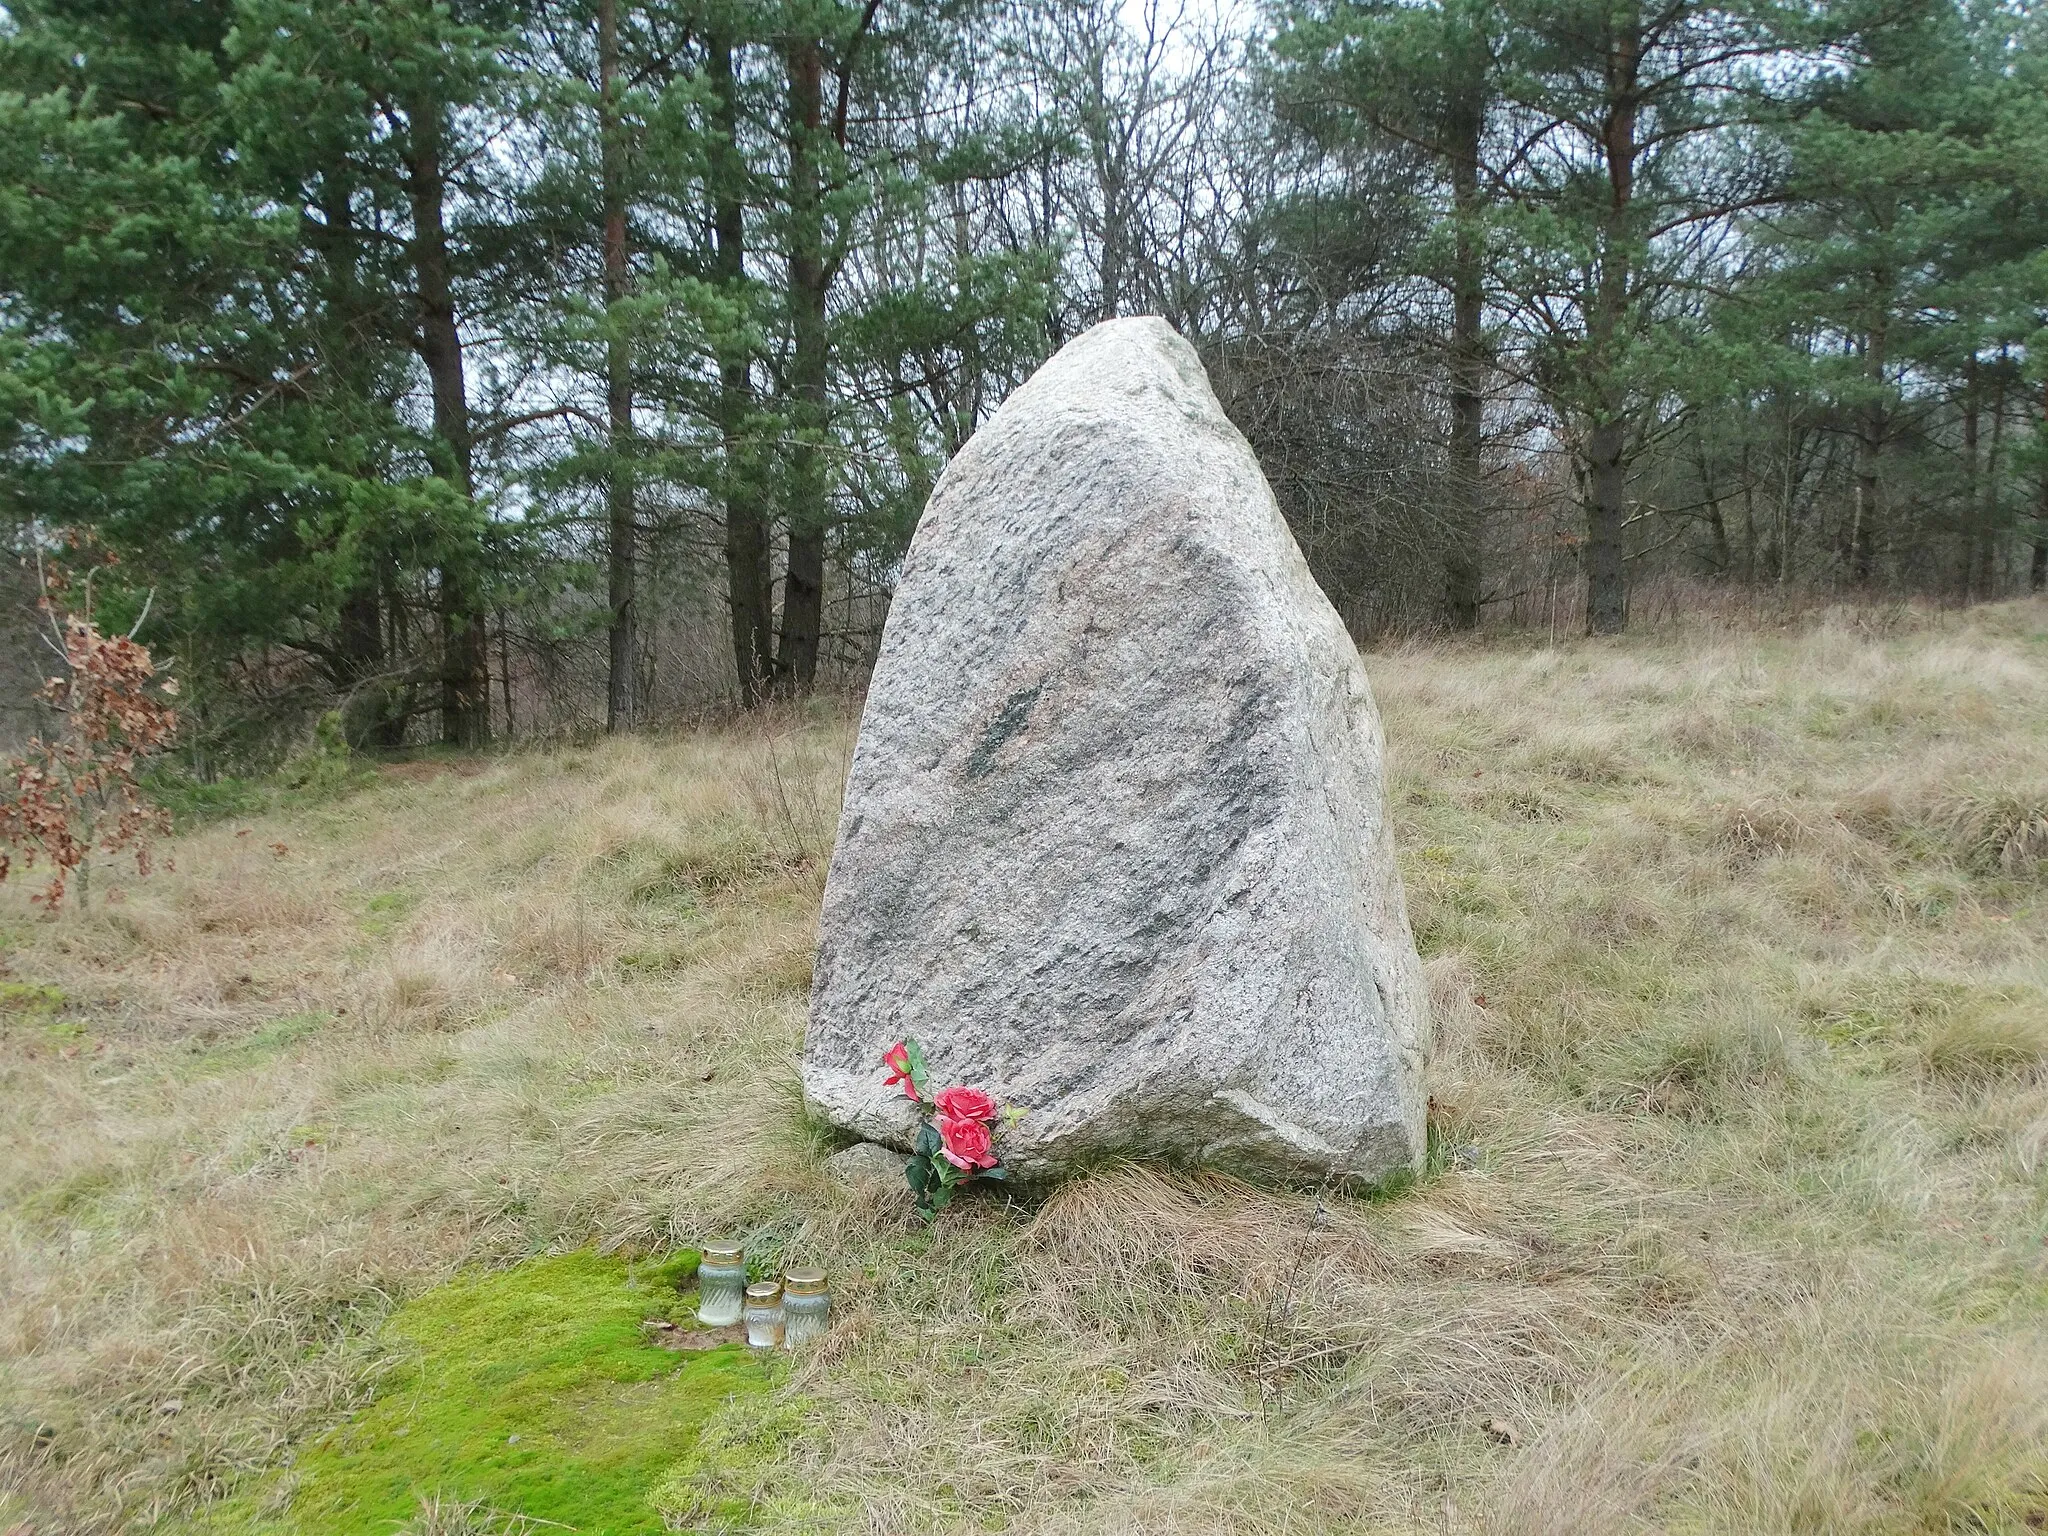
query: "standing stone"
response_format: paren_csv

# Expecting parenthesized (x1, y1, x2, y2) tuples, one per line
(802, 317, 1426, 1185)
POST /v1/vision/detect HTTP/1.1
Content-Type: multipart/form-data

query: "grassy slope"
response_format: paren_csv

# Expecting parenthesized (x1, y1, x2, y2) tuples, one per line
(2, 604, 2046, 1534)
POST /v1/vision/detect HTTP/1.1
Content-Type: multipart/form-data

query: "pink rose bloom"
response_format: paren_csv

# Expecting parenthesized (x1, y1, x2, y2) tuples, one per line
(936, 1112, 998, 1171)
(882, 1041, 920, 1101)
(933, 1085, 998, 1123)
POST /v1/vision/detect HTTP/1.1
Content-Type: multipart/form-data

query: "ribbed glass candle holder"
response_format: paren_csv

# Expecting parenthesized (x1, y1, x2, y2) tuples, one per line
(696, 1240, 746, 1328)
(781, 1268, 830, 1349)
(743, 1280, 784, 1349)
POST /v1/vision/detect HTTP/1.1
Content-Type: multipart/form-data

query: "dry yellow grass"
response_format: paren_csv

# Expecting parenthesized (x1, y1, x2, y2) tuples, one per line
(4, 603, 2047, 1534)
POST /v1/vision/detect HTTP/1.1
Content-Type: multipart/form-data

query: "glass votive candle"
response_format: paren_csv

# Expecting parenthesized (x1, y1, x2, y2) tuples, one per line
(696, 1240, 746, 1327)
(780, 1267, 830, 1349)
(743, 1280, 784, 1349)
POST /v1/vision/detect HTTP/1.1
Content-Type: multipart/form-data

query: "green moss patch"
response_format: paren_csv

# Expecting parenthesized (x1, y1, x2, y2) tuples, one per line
(179, 1012, 330, 1078)
(0, 980, 69, 1015)
(194, 1250, 763, 1535)
(359, 890, 421, 937)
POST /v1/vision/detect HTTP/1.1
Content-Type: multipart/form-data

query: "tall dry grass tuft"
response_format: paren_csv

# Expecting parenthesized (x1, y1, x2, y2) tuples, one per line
(4, 601, 2048, 1533)
(1934, 784, 2048, 874)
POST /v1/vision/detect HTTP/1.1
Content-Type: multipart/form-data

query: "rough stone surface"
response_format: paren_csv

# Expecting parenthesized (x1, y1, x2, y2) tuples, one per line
(802, 316, 1427, 1184)
(824, 1141, 912, 1192)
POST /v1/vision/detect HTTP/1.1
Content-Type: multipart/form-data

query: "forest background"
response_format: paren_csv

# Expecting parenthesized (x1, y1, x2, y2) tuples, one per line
(3, 0, 2046, 766)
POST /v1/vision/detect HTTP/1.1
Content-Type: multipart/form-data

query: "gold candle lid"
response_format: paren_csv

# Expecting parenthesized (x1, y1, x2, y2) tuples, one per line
(744, 1280, 782, 1301)
(701, 1240, 744, 1265)
(783, 1267, 827, 1295)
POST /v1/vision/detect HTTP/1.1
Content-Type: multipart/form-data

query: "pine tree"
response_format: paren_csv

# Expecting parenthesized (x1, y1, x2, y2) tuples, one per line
(1271, 0, 1498, 630)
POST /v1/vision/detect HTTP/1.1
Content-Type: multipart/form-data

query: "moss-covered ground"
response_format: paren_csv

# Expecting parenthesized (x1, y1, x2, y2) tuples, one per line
(184, 1251, 764, 1535)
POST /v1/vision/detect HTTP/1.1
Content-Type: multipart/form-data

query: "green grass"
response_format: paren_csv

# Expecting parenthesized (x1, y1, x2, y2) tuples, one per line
(178, 1011, 333, 1078)
(359, 891, 420, 938)
(140, 766, 272, 827)
(0, 979, 69, 1014)
(185, 1250, 763, 1536)
(141, 712, 379, 831)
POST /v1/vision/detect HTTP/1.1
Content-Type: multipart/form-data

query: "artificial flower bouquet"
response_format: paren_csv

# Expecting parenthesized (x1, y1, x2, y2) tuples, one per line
(882, 1037, 1018, 1219)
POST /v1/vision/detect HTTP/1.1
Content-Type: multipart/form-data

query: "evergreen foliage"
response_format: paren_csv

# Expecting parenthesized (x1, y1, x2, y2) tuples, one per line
(2, 0, 2043, 756)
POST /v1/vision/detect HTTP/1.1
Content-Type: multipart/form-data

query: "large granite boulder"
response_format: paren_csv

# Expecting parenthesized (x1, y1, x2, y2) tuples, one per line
(802, 316, 1426, 1185)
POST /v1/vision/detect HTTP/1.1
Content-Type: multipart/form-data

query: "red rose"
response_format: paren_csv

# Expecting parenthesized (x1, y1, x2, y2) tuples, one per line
(937, 1112, 998, 1171)
(934, 1085, 998, 1123)
(882, 1041, 920, 1101)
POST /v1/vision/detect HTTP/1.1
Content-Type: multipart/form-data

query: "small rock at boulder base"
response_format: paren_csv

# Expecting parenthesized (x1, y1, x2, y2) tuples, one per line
(824, 1140, 912, 1191)
(803, 316, 1427, 1185)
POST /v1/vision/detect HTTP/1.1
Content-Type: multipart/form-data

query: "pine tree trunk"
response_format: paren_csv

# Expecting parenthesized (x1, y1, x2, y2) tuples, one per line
(1740, 441, 1757, 585)
(406, 91, 490, 748)
(600, 0, 637, 733)
(776, 36, 828, 693)
(2037, 378, 2048, 593)
(1961, 355, 1979, 602)
(497, 611, 516, 738)
(1850, 305, 1886, 587)
(711, 32, 774, 707)
(319, 181, 405, 747)
(1443, 95, 1485, 632)
(337, 589, 383, 683)
(1586, 417, 1629, 634)
(1706, 492, 1731, 578)
(1979, 365, 2005, 598)
(1582, 13, 1638, 637)
(338, 580, 404, 750)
